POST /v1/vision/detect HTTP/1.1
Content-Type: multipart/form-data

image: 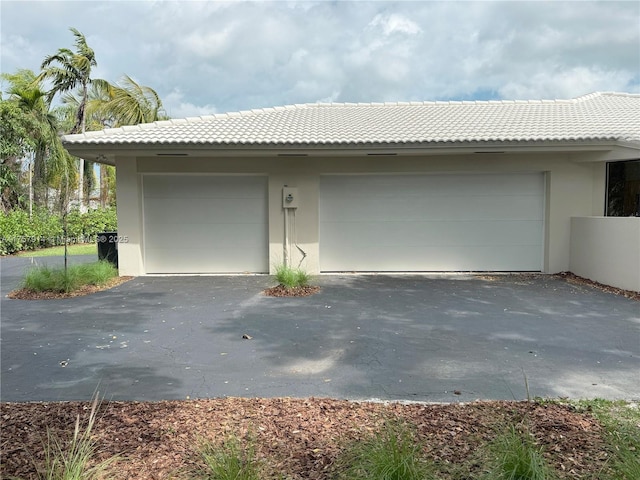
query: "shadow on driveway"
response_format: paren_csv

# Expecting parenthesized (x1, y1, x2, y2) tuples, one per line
(2, 257, 638, 403)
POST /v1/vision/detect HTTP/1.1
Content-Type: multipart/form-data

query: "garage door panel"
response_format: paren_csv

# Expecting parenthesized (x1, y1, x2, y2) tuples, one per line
(320, 174, 543, 271)
(322, 173, 542, 197)
(144, 175, 266, 199)
(322, 194, 542, 222)
(143, 175, 267, 274)
(144, 197, 265, 225)
(145, 247, 266, 274)
(322, 244, 541, 272)
(322, 220, 542, 247)
(145, 223, 265, 249)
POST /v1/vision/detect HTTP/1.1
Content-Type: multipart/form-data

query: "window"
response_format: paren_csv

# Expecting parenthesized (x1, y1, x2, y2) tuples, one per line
(606, 160, 640, 216)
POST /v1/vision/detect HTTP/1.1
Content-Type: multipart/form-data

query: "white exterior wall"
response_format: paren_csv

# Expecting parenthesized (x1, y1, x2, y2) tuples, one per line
(268, 173, 320, 273)
(570, 217, 640, 292)
(114, 152, 606, 276)
(115, 157, 144, 276)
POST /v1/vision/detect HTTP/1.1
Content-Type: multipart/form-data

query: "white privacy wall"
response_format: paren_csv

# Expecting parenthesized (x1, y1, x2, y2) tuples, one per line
(570, 217, 640, 292)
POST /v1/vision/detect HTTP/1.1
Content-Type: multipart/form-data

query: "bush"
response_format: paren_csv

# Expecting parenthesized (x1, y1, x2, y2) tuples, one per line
(22, 261, 118, 293)
(334, 419, 437, 480)
(199, 437, 261, 480)
(482, 424, 556, 480)
(0, 207, 117, 255)
(275, 264, 311, 289)
(66, 208, 117, 242)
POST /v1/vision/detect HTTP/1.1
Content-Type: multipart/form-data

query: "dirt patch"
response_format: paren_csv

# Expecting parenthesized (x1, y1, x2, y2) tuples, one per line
(6, 276, 133, 300)
(263, 284, 321, 297)
(0, 398, 611, 479)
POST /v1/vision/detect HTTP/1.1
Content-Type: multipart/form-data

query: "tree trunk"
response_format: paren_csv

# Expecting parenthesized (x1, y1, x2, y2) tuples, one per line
(78, 157, 85, 212)
(32, 146, 46, 208)
(100, 164, 107, 208)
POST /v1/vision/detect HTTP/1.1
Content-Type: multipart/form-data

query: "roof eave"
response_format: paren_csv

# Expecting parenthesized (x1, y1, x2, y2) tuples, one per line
(62, 138, 639, 163)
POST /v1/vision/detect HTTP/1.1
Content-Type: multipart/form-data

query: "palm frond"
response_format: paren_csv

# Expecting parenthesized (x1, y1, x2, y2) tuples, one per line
(99, 75, 166, 126)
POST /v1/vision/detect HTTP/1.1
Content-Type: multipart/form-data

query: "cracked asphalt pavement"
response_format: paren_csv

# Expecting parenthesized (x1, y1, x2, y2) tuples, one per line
(1, 255, 639, 403)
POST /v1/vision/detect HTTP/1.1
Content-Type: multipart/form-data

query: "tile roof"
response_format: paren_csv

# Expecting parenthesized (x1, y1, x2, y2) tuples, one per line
(62, 92, 640, 149)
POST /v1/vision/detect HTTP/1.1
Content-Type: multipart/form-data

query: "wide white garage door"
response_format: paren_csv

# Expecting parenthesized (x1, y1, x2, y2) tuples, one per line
(320, 173, 544, 272)
(143, 175, 268, 274)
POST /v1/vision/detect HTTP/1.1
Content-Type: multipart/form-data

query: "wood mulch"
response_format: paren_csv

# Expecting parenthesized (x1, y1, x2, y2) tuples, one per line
(6, 276, 133, 300)
(475, 272, 639, 301)
(263, 284, 321, 297)
(0, 398, 613, 479)
(554, 272, 640, 301)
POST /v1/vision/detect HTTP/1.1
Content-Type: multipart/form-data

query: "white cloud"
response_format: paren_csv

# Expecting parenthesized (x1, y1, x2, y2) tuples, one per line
(369, 13, 422, 36)
(1, 1, 638, 115)
(163, 89, 218, 118)
(181, 24, 238, 59)
(499, 67, 640, 100)
(0, 34, 39, 69)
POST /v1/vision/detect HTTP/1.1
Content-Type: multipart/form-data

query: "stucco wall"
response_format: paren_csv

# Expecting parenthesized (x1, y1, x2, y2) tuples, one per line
(114, 152, 606, 276)
(115, 157, 144, 276)
(570, 217, 640, 292)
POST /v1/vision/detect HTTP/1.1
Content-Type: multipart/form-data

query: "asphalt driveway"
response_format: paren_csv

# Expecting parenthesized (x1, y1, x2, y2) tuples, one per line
(1, 255, 638, 403)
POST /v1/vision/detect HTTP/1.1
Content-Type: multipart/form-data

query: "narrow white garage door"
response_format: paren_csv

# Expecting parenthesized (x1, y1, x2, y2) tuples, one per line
(143, 175, 268, 274)
(320, 173, 544, 272)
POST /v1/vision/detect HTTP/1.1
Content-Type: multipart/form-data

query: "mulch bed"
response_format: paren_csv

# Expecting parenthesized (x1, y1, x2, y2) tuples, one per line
(0, 398, 612, 479)
(6, 276, 133, 300)
(263, 284, 321, 297)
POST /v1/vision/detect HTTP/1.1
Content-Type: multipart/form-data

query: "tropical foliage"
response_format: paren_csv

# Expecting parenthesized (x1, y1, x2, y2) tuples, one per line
(1, 70, 76, 212)
(0, 99, 36, 211)
(1, 26, 166, 222)
(0, 207, 116, 255)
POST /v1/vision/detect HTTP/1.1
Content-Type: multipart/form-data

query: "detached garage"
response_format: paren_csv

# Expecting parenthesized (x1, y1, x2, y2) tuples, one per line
(61, 92, 640, 285)
(319, 173, 544, 272)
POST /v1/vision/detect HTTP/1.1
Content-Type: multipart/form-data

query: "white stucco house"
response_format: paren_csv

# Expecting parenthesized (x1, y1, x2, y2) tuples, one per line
(62, 92, 640, 291)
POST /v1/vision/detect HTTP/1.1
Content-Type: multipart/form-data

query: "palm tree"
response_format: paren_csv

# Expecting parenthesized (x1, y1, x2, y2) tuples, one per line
(1, 70, 76, 210)
(39, 28, 108, 209)
(0, 98, 36, 212)
(99, 75, 168, 126)
(39, 28, 102, 134)
(62, 75, 168, 206)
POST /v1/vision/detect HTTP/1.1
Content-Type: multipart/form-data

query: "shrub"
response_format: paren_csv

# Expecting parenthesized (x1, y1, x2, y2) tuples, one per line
(275, 264, 311, 289)
(66, 207, 117, 243)
(482, 424, 556, 480)
(0, 207, 117, 255)
(334, 419, 437, 480)
(22, 261, 118, 293)
(199, 437, 261, 480)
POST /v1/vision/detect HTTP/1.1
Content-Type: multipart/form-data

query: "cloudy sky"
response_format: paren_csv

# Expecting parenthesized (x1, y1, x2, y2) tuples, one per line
(1, 0, 639, 118)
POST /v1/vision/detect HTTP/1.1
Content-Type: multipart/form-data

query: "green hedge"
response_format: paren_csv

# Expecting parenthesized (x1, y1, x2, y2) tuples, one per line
(0, 207, 117, 255)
